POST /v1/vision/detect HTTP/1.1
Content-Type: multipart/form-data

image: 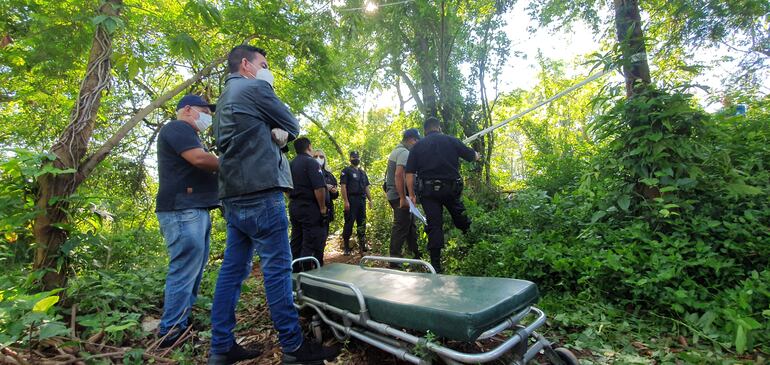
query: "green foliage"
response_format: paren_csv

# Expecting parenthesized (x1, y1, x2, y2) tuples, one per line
(0, 287, 68, 346)
(0, 0, 768, 362)
(453, 91, 770, 355)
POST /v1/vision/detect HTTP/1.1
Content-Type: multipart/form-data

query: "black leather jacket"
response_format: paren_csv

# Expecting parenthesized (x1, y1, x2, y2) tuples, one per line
(214, 73, 300, 199)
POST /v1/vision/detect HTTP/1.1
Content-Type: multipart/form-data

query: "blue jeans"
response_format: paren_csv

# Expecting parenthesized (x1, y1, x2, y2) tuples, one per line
(156, 208, 212, 335)
(210, 191, 302, 354)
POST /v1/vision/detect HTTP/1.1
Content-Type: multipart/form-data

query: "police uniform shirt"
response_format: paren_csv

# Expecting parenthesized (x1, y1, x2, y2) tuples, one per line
(405, 131, 476, 180)
(289, 153, 326, 201)
(340, 166, 370, 196)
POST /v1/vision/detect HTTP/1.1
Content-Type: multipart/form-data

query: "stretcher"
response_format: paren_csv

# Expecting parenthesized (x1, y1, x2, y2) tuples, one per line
(291, 256, 579, 365)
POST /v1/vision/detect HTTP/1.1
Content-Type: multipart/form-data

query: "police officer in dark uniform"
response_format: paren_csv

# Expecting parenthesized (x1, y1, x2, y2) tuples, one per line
(289, 137, 328, 271)
(340, 151, 373, 255)
(405, 117, 479, 273)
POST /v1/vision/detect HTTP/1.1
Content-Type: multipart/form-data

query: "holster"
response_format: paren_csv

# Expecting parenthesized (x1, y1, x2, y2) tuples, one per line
(416, 178, 462, 198)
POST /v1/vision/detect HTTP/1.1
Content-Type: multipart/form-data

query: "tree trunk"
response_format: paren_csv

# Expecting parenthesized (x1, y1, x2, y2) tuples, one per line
(477, 18, 494, 184)
(613, 0, 651, 97)
(414, 30, 439, 119)
(32, 1, 226, 289)
(33, 0, 122, 289)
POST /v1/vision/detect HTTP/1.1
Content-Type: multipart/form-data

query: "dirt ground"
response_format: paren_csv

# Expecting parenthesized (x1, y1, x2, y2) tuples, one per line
(190, 235, 412, 365)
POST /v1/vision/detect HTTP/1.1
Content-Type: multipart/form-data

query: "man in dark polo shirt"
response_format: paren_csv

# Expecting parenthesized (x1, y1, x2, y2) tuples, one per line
(155, 94, 219, 348)
(289, 137, 328, 271)
(340, 151, 373, 255)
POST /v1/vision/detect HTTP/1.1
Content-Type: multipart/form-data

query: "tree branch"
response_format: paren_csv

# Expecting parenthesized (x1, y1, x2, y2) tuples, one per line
(299, 110, 345, 161)
(77, 56, 226, 181)
(392, 64, 425, 114)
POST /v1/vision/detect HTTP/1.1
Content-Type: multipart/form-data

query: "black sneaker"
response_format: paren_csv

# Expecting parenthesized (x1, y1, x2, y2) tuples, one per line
(343, 249, 351, 256)
(207, 341, 263, 365)
(157, 327, 186, 349)
(283, 339, 340, 365)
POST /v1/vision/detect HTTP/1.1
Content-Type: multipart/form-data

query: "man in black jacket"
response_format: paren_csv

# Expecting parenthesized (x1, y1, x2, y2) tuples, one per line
(208, 45, 339, 365)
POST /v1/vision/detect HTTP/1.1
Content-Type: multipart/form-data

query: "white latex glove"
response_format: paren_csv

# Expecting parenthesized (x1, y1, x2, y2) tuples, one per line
(271, 128, 288, 148)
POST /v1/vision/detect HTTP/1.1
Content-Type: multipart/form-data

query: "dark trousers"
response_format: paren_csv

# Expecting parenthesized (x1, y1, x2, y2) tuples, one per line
(388, 199, 418, 261)
(421, 193, 470, 273)
(342, 196, 366, 250)
(289, 200, 326, 272)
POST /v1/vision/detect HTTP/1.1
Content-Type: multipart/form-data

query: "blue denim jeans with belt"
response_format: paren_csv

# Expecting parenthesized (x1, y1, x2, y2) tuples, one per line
(210, 191, 303, 354)
(156, 208, 212, 336)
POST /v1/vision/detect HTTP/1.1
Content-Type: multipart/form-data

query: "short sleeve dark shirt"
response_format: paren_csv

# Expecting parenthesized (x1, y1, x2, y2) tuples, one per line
(340, 166, 369, 196)
(156, 120, 219, 212)
(289, 154, 326, 201)
(405, 131, 476, 180)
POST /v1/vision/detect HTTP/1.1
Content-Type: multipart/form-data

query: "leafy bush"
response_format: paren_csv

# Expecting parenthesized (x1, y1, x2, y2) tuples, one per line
(451, 90, 770, 354)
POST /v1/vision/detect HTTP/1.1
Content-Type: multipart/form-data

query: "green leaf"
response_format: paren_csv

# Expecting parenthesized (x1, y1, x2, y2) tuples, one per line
(617, 195, 630, 211)
(590, 210, 606, 223)
(92, 15, 108, 25)
(103, 18, 118, 33)
(169, 33, 201, 61)
(737, 317, 761, 330)
(648, 132, 663, 142)
(726, 183, 762, 196)
(32, 296, 59, 313)
(735, 325, 747, 354)
(641, 178, 659, 186)
(38, 322, 69, 340)
(105, 322, 136, 332)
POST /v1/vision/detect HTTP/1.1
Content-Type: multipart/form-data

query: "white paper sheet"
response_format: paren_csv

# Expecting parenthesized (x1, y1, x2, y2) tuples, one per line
(408, 198, 427, 225)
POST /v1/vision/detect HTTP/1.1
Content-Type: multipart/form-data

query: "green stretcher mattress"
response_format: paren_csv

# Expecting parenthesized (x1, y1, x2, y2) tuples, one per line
(293, 263, 539, 341)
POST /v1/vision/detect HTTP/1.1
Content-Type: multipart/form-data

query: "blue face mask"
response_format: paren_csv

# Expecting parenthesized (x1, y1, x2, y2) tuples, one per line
(194, 111, 212, 131)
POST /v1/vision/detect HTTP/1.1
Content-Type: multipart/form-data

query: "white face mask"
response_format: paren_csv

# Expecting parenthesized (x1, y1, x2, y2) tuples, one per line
(194, 112, 212, 132)
(255, 68, 274, 88)
(315, 158, 325, 166)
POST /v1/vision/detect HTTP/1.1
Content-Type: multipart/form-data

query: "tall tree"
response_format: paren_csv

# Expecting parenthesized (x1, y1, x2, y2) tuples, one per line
(530, 0, 770, 95)
(33, 0, 124, 289)
(333, 0, 515, 150)
(613, 0, 651, 97)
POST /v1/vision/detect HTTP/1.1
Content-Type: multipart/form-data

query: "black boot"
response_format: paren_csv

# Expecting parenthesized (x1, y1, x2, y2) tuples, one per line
(207, 341, 263, 365)
(282, 338, 340, 365)
(157, 327, 186, 349)
(358, 235, 368, 255)
(429, 249, 442, 274)
(342, 238, 351, 256)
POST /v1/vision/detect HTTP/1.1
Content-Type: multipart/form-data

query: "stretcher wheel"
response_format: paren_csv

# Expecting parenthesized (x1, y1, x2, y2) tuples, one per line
(553, 347, 579, 365)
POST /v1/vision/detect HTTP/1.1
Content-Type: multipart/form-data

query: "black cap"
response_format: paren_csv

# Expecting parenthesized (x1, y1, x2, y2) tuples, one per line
(176, 94, 216, 112)
(349, 151, 360, 159)
(403, 128, 421, 140)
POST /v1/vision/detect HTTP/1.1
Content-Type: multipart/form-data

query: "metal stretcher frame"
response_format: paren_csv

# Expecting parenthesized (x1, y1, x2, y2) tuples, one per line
(291, 256, 575, 365)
